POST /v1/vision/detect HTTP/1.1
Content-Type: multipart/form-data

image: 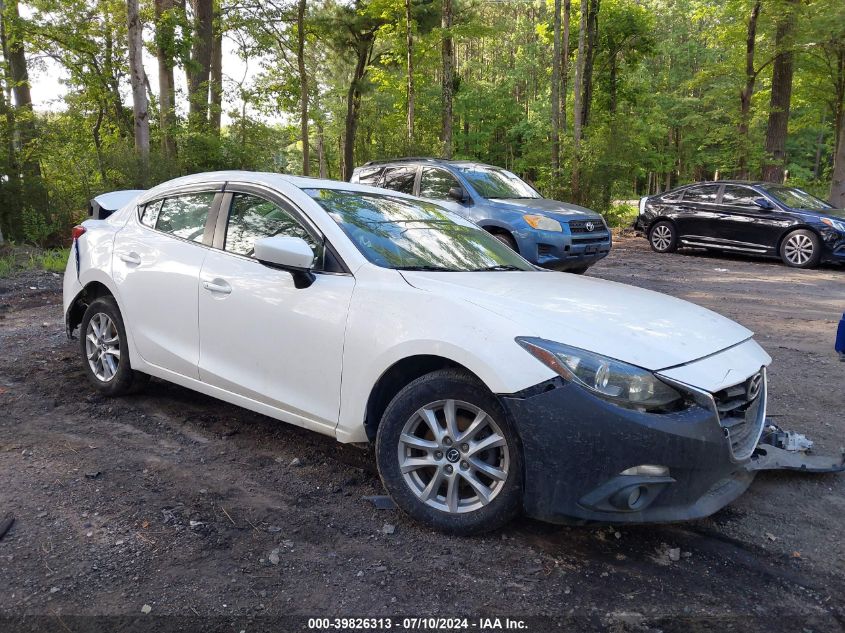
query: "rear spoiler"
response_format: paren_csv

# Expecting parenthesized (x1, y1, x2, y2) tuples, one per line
(89, 190, 145, 219)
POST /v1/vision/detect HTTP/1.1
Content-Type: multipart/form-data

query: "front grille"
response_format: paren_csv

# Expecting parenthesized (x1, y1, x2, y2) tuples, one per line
(571, 236, 608, 244)
(712, 371, 766, 460)
(569, 219, 607, 234)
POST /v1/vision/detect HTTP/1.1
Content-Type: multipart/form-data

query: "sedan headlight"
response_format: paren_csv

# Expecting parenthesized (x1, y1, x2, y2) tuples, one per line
(516, 337, 683, 411)
(821, 217, 845, 233)
(523, 214, 562, 232)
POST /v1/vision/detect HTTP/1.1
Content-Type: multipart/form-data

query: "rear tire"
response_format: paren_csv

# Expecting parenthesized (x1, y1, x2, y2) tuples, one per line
(375, 369, 523, 535)
(649, 221, 678, 253)
(780, 229, 821, 269)
(79, 297, 148, 396)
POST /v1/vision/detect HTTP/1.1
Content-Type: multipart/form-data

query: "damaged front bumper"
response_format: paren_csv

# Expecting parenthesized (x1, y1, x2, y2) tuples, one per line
(499, 377, 843, 525)
(499, 377, 758, 524)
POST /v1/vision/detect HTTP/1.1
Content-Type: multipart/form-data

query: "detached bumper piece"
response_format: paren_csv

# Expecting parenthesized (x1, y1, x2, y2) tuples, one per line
(746, 424, 845, 473)
(836, 312, 845, 361)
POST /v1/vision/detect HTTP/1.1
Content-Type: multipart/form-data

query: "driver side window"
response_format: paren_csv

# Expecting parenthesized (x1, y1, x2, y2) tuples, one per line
(419, 168, 460, 200)
(224, 193, 324, 269)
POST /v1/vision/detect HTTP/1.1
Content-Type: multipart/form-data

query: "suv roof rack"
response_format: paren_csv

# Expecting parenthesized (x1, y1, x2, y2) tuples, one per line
(362, 157, 443, 167)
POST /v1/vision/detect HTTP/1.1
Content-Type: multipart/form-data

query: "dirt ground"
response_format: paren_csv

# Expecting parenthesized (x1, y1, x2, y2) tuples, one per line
(0, 235, 843, 633)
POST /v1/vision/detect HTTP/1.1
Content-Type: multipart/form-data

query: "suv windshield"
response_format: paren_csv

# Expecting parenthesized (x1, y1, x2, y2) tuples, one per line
(761, 185, 832, 211)
(453, 165, 541, 200)
(305, 189, 534, 272)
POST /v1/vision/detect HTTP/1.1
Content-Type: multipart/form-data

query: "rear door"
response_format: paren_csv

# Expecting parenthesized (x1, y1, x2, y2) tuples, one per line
(673, 184, 722, 241)
(197, 185, 355, 433)
(716, 185, 785, 252)
(112, 187, 223, 378)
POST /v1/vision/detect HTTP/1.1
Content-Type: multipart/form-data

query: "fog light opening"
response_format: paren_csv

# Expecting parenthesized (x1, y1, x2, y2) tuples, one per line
(610, 485, 651, 511)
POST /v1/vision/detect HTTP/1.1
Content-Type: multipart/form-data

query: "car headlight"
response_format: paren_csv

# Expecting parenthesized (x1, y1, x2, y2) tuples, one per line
(821, 217, 845, 233)
(523, 214, 562, 232)
(516, 337, 684, 411)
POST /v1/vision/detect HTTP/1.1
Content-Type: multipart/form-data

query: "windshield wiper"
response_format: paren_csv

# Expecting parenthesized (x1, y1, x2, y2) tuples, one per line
(474, 265, 523, 271)
(393, 265, 461, 272)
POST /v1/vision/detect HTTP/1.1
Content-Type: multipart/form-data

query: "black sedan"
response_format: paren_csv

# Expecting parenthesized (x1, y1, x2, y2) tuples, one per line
(634, 181, 845, 268)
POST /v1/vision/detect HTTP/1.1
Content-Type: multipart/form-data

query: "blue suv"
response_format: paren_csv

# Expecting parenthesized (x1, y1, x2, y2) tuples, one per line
(350, 158, 612, 273)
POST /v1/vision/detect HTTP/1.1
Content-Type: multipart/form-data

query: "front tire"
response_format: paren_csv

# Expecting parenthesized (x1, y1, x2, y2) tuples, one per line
(491, 231, 518, 252)
(80, 297, 149, 396)
(780, 229, 821, 269)
(649, 220, 678, 253)
(375, 369, 523, 535)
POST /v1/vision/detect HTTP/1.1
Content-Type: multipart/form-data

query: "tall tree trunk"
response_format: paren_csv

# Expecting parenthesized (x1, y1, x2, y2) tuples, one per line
(342, 34, 374, 181)
(0, 0, 47, 215)
(187, 0, 213, 127)
(441, 0, 454, 159)
(317, 119, 327, 178)
(761, 0, 798, 183)
(0, 73, 20, 241)
(738, 0, 762, 180)
(581, 0, 599, 128)
(561, 0, 570, 132)
(155, 0, 177, 159)
(571, 0, 587, 198)
(127, 0, 150, 185)
(405, 0, 414, 151)
(551, 0, 561, 171)
(209, 2, 223, 135)
(832, 106, 845, 207)
(297, 0, 309, 175)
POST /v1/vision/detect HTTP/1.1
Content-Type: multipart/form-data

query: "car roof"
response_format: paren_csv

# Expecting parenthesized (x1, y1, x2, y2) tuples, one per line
(670, 180, 771, 189)
(143, 170, 407, 199)
(360, 158, 501, 170)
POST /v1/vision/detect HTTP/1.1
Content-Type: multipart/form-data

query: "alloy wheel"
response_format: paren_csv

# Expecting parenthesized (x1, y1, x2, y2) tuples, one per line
(783, 233, 814, 266)
(651, 224, 673, 251)
(85, 312, 121, 382)
(397, 399, 510, 514)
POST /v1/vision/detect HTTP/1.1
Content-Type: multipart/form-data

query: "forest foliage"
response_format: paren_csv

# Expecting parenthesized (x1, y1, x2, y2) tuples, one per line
(0, 0, 843, 245)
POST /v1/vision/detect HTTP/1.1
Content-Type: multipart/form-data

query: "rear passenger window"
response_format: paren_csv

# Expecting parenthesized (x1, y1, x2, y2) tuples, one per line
(155, 193, 215, 242)
(683, 185, 719, 204)
(139, 200, 162, 228)
(354, 166, 383, 186)
(381, 167, 417, 194)
(225, 193, 324, 269)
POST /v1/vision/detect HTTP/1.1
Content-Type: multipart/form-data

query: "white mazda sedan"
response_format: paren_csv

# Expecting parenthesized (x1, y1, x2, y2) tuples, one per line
(64, 171, 771, 534)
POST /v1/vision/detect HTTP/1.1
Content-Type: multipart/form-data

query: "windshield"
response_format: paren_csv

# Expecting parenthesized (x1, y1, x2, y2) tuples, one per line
(761, 185, 833, 211)
(305, 189, 534, 272)
(453, 166, 541, 200)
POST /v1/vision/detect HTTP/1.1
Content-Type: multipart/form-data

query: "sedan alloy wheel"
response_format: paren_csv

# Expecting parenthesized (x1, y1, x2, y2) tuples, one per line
(85, 312, 121, 382)
(398, 399, 510, 514)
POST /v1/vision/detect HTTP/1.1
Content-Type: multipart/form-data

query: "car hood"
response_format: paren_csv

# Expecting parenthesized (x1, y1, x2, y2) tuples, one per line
(400, 271, 753, 372)
(486, 197, 602, 220)
(801, 208, 845, 220)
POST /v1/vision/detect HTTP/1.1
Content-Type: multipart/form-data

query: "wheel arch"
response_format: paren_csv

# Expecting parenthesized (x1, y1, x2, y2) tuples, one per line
(646, 216, 677, 234)
(363, 355, 487, 443)
(66, 280, 118, 339)
(776, 224, 823, 252)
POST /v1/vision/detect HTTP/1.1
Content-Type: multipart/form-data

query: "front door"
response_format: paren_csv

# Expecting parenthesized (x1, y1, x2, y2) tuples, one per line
(197, 189, 355, 433)
(418, 167, 471, 218)
(716, 185, 787, 252)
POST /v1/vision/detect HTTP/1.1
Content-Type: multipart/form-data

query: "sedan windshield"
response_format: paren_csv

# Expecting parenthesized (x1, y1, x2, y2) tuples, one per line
(453, 166, 541, 200)
(305, 189, 534, 272)
(761, 185, 832, 211)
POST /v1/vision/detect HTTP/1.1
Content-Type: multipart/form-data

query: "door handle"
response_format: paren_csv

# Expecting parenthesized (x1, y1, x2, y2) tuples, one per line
(202, 279, 232, 295)
(119, 252, 141, 266)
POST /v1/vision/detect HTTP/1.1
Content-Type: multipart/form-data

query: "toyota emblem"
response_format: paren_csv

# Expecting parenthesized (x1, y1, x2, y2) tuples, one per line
(585, 221, 595, 232)
(746, 372, 763, 401)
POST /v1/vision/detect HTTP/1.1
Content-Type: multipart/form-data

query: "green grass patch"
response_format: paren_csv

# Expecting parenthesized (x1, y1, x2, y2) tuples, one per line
(0, 245, 70, 277)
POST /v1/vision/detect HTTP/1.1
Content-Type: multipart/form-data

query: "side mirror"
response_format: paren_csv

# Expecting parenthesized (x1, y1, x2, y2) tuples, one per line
(753, 197, 774, 210)
(253, 235, 316, 288)
(448, 186, 468, 203)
